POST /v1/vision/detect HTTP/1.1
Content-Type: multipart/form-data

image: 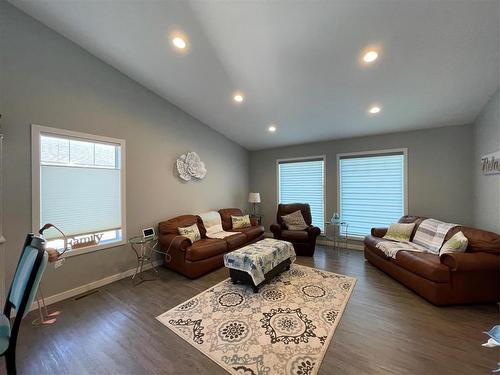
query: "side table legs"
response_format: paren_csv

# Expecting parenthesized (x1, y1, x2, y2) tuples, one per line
(131, 242, 158, 284)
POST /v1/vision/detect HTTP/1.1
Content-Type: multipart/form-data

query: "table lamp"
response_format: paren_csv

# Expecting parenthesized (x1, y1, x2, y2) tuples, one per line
(248, 192, 261, 216)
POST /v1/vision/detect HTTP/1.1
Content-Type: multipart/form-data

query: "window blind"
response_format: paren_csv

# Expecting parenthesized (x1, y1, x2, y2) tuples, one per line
(39, 134, 122, 240)
(279, 159, 325, 232)
(339, 153, 405, 236)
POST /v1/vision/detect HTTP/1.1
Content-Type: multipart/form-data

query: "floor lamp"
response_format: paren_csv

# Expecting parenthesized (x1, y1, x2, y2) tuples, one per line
(248, 192, 261, 216)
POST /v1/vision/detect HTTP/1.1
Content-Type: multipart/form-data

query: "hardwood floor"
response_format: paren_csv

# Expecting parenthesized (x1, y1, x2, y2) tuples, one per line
(5, 247, 499, 374)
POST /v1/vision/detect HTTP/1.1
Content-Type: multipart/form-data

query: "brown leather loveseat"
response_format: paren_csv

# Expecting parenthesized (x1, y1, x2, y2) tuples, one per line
(364, 215, 500, 305)
(158, 208, 265, 278)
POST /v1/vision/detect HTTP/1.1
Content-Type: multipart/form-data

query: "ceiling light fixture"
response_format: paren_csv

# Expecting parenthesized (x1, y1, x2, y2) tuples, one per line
(233, 93, 244, 103)
(268, 125, 277, 132)
(363, 50, 379, 63)
(368, 106, 381, 114)
(172, 36, 187, 50)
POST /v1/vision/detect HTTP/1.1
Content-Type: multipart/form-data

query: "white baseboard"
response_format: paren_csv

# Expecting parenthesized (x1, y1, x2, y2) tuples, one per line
(30, 260, 163, 312)
(317, 238, 364, 251)
(264, 231, 363, 251)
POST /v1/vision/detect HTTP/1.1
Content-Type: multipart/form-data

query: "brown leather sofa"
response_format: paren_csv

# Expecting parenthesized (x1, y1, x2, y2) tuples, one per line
(158, 208, 265, 278)
(364, 215, 500, 305)
(270, 203, 321, 256)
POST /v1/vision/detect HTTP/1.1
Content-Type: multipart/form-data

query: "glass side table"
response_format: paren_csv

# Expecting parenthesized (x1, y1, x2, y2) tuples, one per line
(250, 214, 264, 225)
(324, 221, 349, 250)
(128, 235, 159, 284)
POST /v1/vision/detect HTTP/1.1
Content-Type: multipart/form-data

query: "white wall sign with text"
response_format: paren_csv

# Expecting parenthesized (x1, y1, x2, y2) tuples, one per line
(481, 150, 500, 175)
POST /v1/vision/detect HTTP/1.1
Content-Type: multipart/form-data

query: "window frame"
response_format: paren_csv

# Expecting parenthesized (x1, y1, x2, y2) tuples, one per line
(276, 155, 326, 233)
(336, 148, 408, 239)
(31, 124, 127, 258)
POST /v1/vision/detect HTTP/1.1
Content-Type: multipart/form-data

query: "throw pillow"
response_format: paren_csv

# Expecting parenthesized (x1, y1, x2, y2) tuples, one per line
(178, 223, 201, 243)
(383, 223, 415, 242)
(231, 215, 251, 229)
(440, 231, 468, 255)
(281, 210, 308, 231)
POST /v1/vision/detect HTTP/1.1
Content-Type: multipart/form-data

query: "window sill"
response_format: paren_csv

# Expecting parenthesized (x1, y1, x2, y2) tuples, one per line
(59, 239, 127, 258)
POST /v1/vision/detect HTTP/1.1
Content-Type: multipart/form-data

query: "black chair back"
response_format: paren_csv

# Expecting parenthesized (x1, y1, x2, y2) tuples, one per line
(2, 234, 48, 374)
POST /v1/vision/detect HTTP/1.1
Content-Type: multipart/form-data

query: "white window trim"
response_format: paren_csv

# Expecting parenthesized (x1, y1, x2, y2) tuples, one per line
(336, 148, 408, 239)
(31, 124, 127, 258)
(276, 155, 327, 233)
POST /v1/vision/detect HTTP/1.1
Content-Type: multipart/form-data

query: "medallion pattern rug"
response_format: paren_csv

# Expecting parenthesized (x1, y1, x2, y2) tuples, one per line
(156, 264, 356, 375)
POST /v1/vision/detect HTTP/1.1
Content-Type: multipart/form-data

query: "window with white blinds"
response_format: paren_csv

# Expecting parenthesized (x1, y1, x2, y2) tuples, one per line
(278, 158, 325, 232)
(32, 125, 126, 254)
(338, 150, 406, 237)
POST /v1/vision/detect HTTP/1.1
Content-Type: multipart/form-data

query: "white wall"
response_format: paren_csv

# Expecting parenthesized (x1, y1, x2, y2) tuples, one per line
(0, 2, 250, 297)
(473, 88, 500, 233)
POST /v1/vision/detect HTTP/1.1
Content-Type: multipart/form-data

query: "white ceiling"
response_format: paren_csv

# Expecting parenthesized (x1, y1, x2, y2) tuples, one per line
(10, 0, 500, 150)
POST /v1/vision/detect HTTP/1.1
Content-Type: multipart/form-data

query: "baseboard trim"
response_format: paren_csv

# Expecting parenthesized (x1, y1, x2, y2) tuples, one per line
(30, 260, 163, 312)
(317, 238, 364, 251)
(264, 232, 363, 251)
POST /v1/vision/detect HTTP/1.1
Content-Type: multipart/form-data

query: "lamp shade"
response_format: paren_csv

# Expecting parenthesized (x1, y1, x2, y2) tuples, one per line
(248, 192, 261, 203)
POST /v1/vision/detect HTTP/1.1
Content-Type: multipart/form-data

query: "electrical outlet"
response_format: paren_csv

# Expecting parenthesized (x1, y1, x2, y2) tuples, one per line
(54, 258, 65, 269)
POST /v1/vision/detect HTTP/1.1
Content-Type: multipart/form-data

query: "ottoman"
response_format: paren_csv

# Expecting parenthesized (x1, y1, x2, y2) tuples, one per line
(223, 238, 296, 292)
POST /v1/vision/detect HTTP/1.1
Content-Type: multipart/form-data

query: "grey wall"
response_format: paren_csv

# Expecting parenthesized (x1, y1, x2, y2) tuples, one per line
(473, 89, 500, 234)
(0, 2, 249, 297)
(250, 124, 474, 234)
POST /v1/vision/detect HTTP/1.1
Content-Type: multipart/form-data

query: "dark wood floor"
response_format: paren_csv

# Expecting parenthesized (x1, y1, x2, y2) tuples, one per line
(4, 247, 499, 375)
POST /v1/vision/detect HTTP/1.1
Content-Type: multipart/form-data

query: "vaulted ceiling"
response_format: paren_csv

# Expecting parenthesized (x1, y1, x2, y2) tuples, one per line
(10, 0, 500, 150)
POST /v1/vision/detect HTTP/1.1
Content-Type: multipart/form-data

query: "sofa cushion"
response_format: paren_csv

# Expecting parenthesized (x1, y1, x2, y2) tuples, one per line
(185, 239, 227, 261)
(219, 208, 243, 230)
(276, 203, 313, 228)
(178, 223, 201, 243)
(224, 233, 248, 250)
(440, 231, 468, 255)
(281, 210, 308, 230)
(444, 226, 500, 253)
(280, 230, 309, 243)
(393, 251, 450, 283)
(383, 223, 415, 242)
(159, 215, 206, 237)
(231, 225, 265, 242)
(364, 235, 391, 258)
(231, 215, 251, 229)
(398, 216, 427, 241)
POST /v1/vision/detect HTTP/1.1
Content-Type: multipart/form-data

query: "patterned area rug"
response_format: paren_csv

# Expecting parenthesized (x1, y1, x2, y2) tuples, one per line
(156, 264, 356, 375)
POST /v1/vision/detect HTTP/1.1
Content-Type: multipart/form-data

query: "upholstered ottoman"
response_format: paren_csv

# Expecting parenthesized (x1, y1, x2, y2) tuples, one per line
(223, 238, 296, 292)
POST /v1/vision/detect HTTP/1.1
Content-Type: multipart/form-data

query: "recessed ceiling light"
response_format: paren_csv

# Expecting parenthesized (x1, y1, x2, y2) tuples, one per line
(233, 93, 244, 103)
(172, 36, 187, 50)
(363, 50, 378, 63)
(368, 106, 381, 114)
(268, 125, 277, 132)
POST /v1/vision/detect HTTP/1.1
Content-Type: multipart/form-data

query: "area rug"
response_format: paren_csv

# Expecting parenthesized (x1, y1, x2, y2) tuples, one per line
(156, 264, 356, 375)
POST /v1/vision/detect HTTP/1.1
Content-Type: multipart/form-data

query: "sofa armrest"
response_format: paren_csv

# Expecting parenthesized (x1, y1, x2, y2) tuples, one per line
(371, 227, 388, 238)
(307, 225, 321, 238)
(159, 234, 191, 252)
(270, 223, 282, 237)
(440, 252, 500, 272)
